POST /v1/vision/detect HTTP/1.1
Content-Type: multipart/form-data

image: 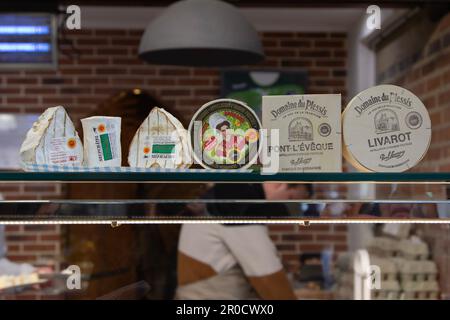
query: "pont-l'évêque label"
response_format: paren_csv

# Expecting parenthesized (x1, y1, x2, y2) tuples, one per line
(262, 94, 342, 172)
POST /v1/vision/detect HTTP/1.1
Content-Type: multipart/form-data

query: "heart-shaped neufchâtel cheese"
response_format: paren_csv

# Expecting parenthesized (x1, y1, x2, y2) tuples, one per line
(342, 85, 431, 172)
(128, 107, 192, 169)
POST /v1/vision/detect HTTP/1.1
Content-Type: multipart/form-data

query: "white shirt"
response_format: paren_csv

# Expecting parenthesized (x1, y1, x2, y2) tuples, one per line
(178, 224, 282, 277)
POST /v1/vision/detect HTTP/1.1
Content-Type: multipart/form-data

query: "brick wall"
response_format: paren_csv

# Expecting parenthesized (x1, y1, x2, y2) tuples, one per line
(380, 12, 450, 172)
(0, 29, 348, 285)
(0, 30, 347, 123)
(4, 225, 61, 267)
(382, 12, 450, 297)
(271, 224, 347, 272)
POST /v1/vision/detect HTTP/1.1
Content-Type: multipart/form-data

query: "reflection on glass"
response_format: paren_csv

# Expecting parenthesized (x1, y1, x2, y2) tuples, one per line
(0, 223, 448, 300)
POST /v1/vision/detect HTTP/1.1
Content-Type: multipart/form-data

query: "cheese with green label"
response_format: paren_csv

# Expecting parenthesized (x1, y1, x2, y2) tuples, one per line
(342, 85, 431, 172)
(81, 116, 122, 167)
(20, 106, 83, 168)
(262, 94, 342, 172)
(128, 107, 192, 168)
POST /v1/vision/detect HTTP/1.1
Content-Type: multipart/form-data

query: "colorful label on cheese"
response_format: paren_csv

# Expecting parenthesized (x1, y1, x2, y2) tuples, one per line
(48, 136, 81, 165)
(189, 99, 261, 170)
(93, 123, 118, 162)
(342, 85, 431, 172)
(262, 94, 342, 172)
(141, 135, 177, 160)
(81, 116, 122, 167)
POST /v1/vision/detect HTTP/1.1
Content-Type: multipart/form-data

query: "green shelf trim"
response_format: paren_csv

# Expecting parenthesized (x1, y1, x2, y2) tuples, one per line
(0, 171, 450, 182)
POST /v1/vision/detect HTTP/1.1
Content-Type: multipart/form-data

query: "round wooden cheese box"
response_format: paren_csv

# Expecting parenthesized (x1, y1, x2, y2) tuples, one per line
(188, 99, 261, 170)
(342, 85, 431, 172)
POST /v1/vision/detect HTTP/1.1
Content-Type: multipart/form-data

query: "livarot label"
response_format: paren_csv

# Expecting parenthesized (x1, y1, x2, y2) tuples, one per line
(342, 85, 431, 172)
(262, 94, 342, 173)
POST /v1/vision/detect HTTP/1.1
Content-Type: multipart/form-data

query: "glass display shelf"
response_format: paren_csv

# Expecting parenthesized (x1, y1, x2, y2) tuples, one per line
(1, 171, 449, 223)
(1, 171, 450, 183)
(0, 200, 447, 223)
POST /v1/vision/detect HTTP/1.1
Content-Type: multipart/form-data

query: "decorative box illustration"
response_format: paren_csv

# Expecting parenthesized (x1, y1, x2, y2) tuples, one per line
(188, 98, 261, 170)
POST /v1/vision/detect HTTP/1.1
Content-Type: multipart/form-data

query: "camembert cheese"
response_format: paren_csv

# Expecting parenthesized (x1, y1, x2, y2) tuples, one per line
(342, 85, 431, 172)
(20, 106, 83, 168)
(128, 107, 192, 168)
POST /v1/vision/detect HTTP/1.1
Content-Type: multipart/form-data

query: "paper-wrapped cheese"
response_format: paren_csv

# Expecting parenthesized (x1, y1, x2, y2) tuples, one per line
(81, 116, 122, 167)
(20, 106, 83, 167)
(262, 94, 342, 172)
(128, 107, 192, 168)
(342, 85, 431, 172)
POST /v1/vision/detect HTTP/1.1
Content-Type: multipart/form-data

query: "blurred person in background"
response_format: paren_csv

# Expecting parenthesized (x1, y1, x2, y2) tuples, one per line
(353, 184, 438, 218)
(176, 183, 308, 300)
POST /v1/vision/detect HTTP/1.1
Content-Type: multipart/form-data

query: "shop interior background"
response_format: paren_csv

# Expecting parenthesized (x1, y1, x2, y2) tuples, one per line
(0, 0, 450, 300)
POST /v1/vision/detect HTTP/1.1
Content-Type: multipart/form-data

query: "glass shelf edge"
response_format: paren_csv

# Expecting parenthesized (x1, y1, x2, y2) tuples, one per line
(1, 171, 450, 183)
(0, 218, 449, 225)
(1, 199, 449, 204)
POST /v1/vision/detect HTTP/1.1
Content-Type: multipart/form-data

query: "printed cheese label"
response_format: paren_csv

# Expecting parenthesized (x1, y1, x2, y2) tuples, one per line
(262, 94, 342, 172)
(141, 135, 177, 160)
(342, 85, 431, 172)
(93, 123, 118, 162)
(48, 136, 81, 165)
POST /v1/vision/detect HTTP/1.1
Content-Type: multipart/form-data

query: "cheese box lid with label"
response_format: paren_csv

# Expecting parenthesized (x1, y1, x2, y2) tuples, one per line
(262, 94, 342, 173)
(188, 99, 261, 170)
(342, 85, 431, 172)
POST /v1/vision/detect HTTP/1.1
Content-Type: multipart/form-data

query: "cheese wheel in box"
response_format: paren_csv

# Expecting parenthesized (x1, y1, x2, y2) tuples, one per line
(342, 85, 431, 172)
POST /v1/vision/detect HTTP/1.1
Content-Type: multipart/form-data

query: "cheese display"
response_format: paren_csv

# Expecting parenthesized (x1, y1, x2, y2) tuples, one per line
(0, 272, 40, 290)
(335, 236, 440, 300)
(128, 107, 192, 168)
(342, 85, 431, 172)
(81, 116, 122, 167)
(19, 106, 83, 168)
(188, 99, 261, 170)
(262, 94, 342, 172)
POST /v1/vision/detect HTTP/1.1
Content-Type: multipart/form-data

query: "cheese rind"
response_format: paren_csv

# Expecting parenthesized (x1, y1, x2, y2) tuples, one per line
(262, 94, 342, 172)
(81, 116, 122, 167)
(19, 106, 83, 168)
(342, 85, 431, 172)
(128, 107, 192, 168)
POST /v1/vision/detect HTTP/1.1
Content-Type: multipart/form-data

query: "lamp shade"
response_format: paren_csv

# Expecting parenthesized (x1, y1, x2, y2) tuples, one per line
(138, 0, 264, 67)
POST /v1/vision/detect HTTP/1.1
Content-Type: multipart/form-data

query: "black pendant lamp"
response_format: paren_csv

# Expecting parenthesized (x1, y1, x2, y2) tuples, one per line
(138, 0, 265, 67)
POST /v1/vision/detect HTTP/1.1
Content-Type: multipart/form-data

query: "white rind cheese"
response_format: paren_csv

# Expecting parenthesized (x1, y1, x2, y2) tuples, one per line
(128, 107, 192, 168)
(19, 106, 83, 168)
(262, 94, 342, 173)
(342, 84, 431, 172)
(81, 116, 122, 167)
